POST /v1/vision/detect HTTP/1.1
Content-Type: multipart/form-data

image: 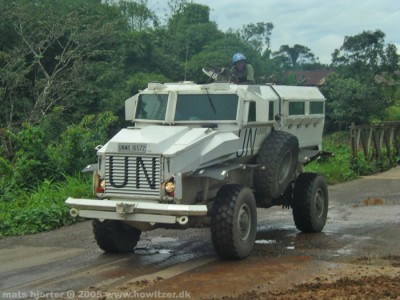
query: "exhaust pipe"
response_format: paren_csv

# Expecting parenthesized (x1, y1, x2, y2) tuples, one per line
(177, 216, 189, 225)
(70, 208, 79, 218)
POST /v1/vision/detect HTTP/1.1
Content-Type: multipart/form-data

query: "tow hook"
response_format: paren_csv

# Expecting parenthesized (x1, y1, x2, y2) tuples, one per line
(177, 216, 189, 225)
(70, 208, 79, 217)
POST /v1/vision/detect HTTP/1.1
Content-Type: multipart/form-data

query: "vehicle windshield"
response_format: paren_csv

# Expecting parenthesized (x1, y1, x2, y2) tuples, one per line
(135, 94, 168, 120)
(175, 94, 238, 121)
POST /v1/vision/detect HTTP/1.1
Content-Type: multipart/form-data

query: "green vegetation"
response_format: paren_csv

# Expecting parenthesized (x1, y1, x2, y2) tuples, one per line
(0, 111, 116, 237)
(306, 131, 400, 185)
(0, 175, 91, 237)
(0, 0, 399, 237)
(305, 132, 357, 185)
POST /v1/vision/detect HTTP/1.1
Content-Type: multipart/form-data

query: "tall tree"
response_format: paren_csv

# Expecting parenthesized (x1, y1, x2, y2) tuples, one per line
(330, 30, 393, 82)
(321, 73, 385, 130)
(0, 0, 126, 127)
(325, 30, 399, 130)
(155, 2, 221, 80)
(273, 44, 317, 68)
(237, 22, 274, 54)
(118, 0, 159, 31)
(332, 30, 385, 68)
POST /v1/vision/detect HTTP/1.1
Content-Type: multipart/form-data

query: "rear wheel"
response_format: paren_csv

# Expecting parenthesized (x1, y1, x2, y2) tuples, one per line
(211, 185, 257, 260)
(92, 219, 141, 253)
(292, 173, 328, 232)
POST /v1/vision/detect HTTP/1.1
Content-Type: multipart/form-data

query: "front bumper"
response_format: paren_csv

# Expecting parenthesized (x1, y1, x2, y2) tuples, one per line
(65, 197, 208, 224)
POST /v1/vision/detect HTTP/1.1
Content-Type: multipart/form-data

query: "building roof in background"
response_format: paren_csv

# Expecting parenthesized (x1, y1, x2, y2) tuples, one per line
(289, 70, 332, 86)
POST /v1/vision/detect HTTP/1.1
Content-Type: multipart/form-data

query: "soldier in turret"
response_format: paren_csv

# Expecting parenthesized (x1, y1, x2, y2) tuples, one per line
(230, 53, 254, 84)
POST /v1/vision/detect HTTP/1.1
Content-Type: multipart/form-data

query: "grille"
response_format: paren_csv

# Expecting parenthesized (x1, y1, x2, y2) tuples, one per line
(104, 155, 161, 197)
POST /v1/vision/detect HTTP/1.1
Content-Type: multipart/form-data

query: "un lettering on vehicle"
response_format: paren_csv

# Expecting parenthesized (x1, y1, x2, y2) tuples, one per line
(105, 155, 160, 196)
(236, 128, 262, 157)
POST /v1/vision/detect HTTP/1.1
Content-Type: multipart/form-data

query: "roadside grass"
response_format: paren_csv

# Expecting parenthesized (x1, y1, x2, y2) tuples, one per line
(305, 131, 399, 184)
(305, 131, 357, 185)
(0, 174, 92, 238)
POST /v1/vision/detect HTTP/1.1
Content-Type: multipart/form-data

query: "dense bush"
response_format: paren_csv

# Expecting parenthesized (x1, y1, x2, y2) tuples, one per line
(46, 111, 118, 176)
(0, 109, 118, 236)
(305, 132, 357, 185)
(0, 175, 92, 237)
(0, 112, 117, 200)
(305, 131, 399, 184)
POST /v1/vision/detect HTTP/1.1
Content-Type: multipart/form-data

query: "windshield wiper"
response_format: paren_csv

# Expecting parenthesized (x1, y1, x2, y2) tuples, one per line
(205, 88, 217, 114)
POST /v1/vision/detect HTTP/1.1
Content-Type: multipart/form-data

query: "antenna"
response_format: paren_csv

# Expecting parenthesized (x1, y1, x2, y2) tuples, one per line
(184, 29, 189, 81)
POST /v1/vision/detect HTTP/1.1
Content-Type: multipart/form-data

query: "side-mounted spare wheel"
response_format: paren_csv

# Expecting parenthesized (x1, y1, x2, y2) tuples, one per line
(211, 185, 257, 260)
(292, 173, 328, 232)
(92, 219, 141, 253)
(254, 131, 299, 206)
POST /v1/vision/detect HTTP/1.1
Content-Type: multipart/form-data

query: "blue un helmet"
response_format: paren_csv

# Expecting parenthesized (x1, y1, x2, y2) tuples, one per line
(232, 53, 246, 65)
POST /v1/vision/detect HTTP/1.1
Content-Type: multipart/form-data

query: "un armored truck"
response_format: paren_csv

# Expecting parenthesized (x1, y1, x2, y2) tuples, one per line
(66, 81, 329, 259)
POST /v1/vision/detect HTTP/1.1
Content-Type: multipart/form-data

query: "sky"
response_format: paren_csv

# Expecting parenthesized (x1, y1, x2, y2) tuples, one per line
(148, 0, 400, 64)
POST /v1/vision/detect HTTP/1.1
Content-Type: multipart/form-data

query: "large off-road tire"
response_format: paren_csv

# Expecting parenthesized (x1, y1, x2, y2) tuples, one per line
(292, 173, 328, 232)
(211, 185, 257, 260)
(92, 219, 141, 253)
(254, 131, 299, 205)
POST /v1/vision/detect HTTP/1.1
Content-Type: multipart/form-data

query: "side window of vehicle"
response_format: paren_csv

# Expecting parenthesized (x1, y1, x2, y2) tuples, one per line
(248, 102, 256, 122)
(289, 102, 305, 116)
(269, 101, 274, 120)
(310, 101, 324, 114)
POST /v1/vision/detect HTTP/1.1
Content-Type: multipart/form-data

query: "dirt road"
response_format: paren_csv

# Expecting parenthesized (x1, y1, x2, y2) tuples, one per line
(1, 167, 399, 299)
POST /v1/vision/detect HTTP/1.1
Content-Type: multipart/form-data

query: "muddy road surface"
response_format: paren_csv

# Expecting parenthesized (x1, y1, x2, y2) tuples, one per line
(1, 167, 400, 299)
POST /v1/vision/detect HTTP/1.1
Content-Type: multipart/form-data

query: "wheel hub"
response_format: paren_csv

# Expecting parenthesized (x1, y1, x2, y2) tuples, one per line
(278, 151, 293, 184)
(238, 204, 251, 240)
(315, 188, 324, 217)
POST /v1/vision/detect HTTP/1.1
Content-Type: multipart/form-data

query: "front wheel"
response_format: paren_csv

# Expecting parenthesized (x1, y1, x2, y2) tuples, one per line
(292, 173, 328, 232)
(92, 219, 141, 253)
(211, 185, 257, 260)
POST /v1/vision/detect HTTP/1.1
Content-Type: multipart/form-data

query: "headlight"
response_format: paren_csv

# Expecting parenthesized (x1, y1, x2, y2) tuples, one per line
(96, 179, 105, 193)
(93, 171, 105, 194)
(165, 181, 175, 194)
(100, 179, 106, 189)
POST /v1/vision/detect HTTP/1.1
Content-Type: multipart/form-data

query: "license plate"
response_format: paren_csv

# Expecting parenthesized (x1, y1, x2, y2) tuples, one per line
(118, 143, 147, 153)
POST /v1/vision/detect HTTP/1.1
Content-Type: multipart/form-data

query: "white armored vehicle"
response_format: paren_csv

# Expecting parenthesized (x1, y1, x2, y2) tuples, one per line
(66, 81, 329, 259)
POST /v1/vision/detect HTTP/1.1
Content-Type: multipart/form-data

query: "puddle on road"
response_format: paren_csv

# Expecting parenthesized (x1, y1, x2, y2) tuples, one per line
(255, 240, 277, 245)
(158, 249, 173, 254)
(134, 236, 178, 256)
(335, 247, 354, 256)
(135, 247, 174, 255)
(150, 237, 178, 243)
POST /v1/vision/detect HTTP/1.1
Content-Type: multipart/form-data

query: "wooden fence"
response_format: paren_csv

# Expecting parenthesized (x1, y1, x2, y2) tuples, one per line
(350, 121, 400, 165)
